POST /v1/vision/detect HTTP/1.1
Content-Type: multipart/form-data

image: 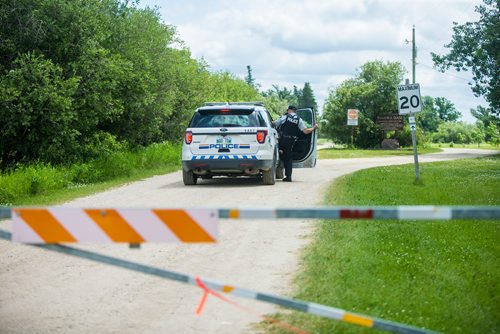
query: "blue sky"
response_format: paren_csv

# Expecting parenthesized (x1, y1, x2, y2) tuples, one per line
(138, 0, 487, 123)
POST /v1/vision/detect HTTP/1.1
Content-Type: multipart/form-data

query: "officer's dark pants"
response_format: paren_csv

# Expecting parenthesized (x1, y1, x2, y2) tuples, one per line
(279, 137, 295, 180)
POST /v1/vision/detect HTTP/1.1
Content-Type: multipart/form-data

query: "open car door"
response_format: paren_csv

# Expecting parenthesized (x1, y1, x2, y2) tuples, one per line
(292, 107, 317, 168)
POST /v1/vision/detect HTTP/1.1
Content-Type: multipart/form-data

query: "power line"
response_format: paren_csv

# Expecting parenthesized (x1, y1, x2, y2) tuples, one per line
(418, 62, 472, 82)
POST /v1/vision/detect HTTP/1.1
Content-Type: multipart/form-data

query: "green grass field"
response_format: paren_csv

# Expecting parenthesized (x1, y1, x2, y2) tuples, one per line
(266, 156, 500, 334)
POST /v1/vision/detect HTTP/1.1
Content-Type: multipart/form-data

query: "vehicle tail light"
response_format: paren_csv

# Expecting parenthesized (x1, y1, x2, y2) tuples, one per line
(256, 130, 267, 143)
(184, 131, 193, 144)
(220, 109, 230, 113)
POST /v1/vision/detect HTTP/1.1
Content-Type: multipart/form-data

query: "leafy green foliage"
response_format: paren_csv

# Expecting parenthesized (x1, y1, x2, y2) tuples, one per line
(472, 105, 500, 128)
(321, 60, 406, 148)
(0, 0, 261, 168)
(486, 122, 500, 146)
(298, 82, 318, 111)
(0, 142, 181, 205)
(431, 122, 476, 144)
(0, 53, 79, 164)
(432, 0, 499, 114)
(260, 82, 319, 121)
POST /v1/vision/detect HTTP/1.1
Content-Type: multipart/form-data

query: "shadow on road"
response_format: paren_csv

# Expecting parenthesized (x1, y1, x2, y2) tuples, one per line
(160, 176, 266, 189)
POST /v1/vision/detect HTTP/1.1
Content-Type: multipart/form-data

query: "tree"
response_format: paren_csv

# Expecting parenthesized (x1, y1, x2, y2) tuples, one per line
(0, 53, 79, 164)
(298, 82, 318, 111)
(471, 105, 500, 128)
(322, 60, 406, 147)
(417, 96, 442, 133)
(262, 85, 298, 115)
(262, 93, 289, 119)
(486, 122, 500, 146)
(244, 65, 258, 89)
(417, 96, 461, 134)
(434, 97, 461, 122)
(471, 123, 486, 147)
(431, 0, 499, 114)
(431, 122, 475, 144)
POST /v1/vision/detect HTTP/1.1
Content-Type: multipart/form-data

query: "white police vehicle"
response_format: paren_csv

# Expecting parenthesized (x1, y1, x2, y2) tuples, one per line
(182, 102, 317, 185)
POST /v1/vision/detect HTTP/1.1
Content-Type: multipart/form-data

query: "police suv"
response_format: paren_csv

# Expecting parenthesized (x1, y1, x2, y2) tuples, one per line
(181, 102, 317, 185)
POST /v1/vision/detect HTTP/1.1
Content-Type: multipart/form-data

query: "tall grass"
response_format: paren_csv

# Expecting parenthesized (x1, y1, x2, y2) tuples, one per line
(266, 156, 500, 334)
(0, 142, 181, 205)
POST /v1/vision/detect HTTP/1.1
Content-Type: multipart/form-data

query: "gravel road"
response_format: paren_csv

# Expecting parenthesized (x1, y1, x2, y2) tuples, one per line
(0, 148, 497, 334)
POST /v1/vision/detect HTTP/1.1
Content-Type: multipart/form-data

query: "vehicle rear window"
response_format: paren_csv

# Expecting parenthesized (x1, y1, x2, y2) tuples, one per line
(189, 109, 261, 128)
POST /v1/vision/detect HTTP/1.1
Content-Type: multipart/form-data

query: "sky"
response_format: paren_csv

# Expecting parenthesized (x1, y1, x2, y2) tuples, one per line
(138, 0, 487, 123)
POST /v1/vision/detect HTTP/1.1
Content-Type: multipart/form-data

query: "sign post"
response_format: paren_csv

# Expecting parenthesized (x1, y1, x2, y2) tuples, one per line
(347, 109, 359, 147)
(397, 80, 422, 182)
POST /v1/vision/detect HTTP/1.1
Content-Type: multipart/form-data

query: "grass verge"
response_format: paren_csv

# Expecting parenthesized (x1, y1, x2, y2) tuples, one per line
(0, 142, 181, 206)
(266, 155, 500, 334)
(318, 147, 441, 159)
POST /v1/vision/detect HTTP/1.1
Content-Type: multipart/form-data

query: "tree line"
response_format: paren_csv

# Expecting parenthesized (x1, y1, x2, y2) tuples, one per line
(321, 0, 499, 148)
(0, 0, 262, 168)
(2, 0, 497, 169)
(0, 0, 320, 169)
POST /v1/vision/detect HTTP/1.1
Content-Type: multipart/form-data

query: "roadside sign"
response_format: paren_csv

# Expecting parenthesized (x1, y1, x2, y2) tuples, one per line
(377, 114, 403, 131)
(347, 109, 359, 126)
(397, 84, 422, 114)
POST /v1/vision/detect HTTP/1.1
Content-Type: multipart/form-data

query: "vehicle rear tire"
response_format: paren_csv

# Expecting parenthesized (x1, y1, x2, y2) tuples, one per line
(183, 169, 198, 185)
(262, 156, 276, 185)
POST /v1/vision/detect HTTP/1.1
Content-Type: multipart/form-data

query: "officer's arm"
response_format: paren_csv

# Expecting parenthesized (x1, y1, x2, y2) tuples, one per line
(302, 123, 318, 134)
(273, 116, 284, 127)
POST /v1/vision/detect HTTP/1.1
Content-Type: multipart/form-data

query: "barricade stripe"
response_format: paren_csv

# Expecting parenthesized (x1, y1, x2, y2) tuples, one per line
(343, 313, 374, 327)
(15, 209, 76, 243)
(307, 303, 344, 320)
(398, 206, 452, 220)
(374, 319, 432, 334)
(0, 229, 438, 334)
(183, 209, 218, 240)
(4, 206, 500, 222)
(118, 209, 180, 242)
(238, 209, 276, 219)
(153, 209, 215, 242)
(340, 209, 374, 219)
(223, 285, 235, 293)
(228, 209, 240, 219)
(51, 208, 111, 242)
(256, 293, 309, 312)
(12, 212, 44, 243)
(85, 209, 144, 243)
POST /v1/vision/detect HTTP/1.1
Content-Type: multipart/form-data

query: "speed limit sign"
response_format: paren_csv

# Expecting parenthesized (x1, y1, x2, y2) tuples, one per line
(397, 83, 422, 115)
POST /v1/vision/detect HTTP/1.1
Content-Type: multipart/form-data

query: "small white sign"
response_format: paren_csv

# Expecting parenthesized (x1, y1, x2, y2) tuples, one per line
(410, 124, 417, 131)
(347, 109, 359, 126)
(409, 116, 416, 124)
(397, 84, 422, 115)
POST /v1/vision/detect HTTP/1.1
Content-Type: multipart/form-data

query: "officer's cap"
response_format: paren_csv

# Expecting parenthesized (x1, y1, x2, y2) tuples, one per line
(288, 105, 297, 111)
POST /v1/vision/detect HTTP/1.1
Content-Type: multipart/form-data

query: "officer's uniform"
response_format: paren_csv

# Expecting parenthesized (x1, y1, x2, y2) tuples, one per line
(274, 110, 307, 182)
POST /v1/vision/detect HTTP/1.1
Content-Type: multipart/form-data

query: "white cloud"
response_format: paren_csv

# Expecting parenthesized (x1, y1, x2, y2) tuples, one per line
(140, 0, 487, 123)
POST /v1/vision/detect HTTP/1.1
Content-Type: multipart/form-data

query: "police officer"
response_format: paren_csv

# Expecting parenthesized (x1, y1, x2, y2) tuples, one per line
(274, 105, 318, 182)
